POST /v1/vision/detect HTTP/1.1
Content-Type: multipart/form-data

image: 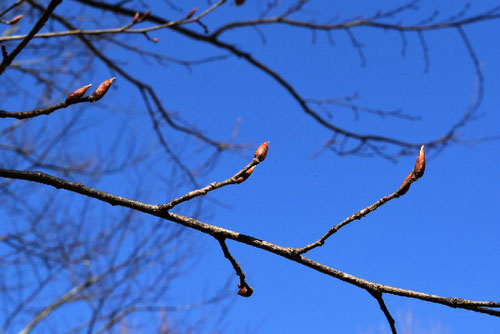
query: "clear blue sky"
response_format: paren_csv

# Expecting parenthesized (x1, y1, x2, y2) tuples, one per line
(1, 0, 500, 333)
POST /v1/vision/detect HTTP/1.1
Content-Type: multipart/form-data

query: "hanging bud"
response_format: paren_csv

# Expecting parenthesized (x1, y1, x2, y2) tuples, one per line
(65, 84, 92, 104)
(8, 15, 23, 24)
(88, 77, 116, 102)
(413, 145, 425, 178)
(185, 8, 196, 19)
(132, 12, 140, 24)
(237, 282, 253, 297)
(236, 166, 255, 183)
(254, 141, 269, 162)
(138, 10, 151, 23)
(235, 0, 246, 5)
(152, 37, 159, 43)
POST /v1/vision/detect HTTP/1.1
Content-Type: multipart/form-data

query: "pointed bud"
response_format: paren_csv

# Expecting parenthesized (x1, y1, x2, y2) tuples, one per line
(89, 77, 116, 102)
(254, 141, 269, 162)
(8, 15, 23, 24)
(185, 8, 196, 19)
(413, 145, 425, 178)
(66, 84, 92, 104)
(235, 0, 246, 5)
(236, 166, 255, 183)
(132, 12, 140, 24)
(138, 10, 151, 23)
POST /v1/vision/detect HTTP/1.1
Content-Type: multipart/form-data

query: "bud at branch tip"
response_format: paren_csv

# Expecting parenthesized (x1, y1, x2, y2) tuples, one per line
(89, 77, 116, 102)
(254, 141, 269, 162)
(413, 145, 425, 179)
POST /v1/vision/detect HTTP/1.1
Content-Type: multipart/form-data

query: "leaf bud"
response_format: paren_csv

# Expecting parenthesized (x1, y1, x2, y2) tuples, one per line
(413, 145, 425, 178)
(88, 77, 116, 102)
(254, 141, 269, 162)
(65, 84, 91, 104)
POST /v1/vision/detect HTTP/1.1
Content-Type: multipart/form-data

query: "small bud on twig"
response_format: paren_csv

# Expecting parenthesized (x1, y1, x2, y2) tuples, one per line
(65, 84, 92, 104)
(235, 0, 246, 6)
(399, 171, 412, 195)
(138, 10, 151, 23)
(254, 141, 269, 162)
(413, 145, 425, 178)
(88, 77, 116, 102)
(8, 15, 23, 25)
(236, 166, 255, 183)
(185, 8, 196, 19)
(132, 12, 140, 24)
(237, 282, 253, 297)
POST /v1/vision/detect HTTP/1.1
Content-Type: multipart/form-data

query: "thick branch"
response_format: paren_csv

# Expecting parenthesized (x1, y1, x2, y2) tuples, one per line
(1, 168, 499, 317)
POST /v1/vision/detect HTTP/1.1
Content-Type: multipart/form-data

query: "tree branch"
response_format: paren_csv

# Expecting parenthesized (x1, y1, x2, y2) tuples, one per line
(1, 165, 499, 319)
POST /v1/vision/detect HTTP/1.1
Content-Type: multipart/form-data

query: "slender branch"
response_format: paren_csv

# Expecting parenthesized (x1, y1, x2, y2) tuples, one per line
(295, 147, 425, 255)
(368, 290, 397, 334)
(73, 0, 461, 156)
(0, 0, 23, 19)
(218, 238, 253, 297)
(0, 0, 62, 75)
(0, 0, 227, 42)
(20, 274, 103, 334)
(211, 13, 500, 37)
(0, 97, 90, 119)
(160, 158, 260, 211)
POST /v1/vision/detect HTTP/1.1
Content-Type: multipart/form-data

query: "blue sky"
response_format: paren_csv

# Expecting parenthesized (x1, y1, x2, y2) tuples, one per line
(1, 0, 500, 333)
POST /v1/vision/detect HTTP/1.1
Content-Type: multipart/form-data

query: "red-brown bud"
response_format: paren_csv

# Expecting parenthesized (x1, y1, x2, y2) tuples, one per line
(132, 12, 140, 24)
(65, 84, 92, 104)
(152, 37, 159, 43)
(399, 171, 413, 195)
(237, 282, 253, 297)
(254, 141, 269, 162)
(8, 15, 23, 24)
(236, 166, 255, 183)
(235, 0, 246, 6)
(138, 10, 151, 23)
(185, 8, 196, 19)
(413, 145, 425, 178)
(88, 77, 116, 102)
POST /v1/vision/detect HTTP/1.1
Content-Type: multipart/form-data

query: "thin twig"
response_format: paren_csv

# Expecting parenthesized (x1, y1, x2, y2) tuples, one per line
(368, 290, 397, 334)
(218, 238, 253, 297)
(160, 158, 260, 211)
(0, 97, 90, 119)
(0, 0, 62, 75)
